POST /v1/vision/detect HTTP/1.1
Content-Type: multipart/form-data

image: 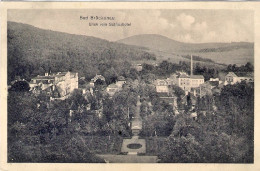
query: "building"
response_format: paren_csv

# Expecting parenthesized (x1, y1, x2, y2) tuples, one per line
(116, 76, 126, 87)
(178, 73, 191, 92)
(89, 74, 106, 87)
(225, 72, 254, 85)
(190, 75, 204, 88)
(155, 79, 169, 93)
(134, 64, 143, 72)
(175, 55, 204, 93)
(29, 71, 78, 99)
(106, 76, 126, 96)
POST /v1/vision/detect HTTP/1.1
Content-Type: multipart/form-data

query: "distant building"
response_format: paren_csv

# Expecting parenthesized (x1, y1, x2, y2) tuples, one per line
(209, 78, 220, 82)
(225, 72, 254, 85)
(106, 84, 119, 96)
(29, 71, 78, 99)
(90, 74, 106, 87)
(190, 75, 204, 88)
(116, 76, 126, 87)
(134, 64, 143, 72)
(155, 79, 169, 93)
(178, 73, 191, 92)
(176, 55, 204, 93)
(106, 76, 126, 96)
(168, 73, 178, 85)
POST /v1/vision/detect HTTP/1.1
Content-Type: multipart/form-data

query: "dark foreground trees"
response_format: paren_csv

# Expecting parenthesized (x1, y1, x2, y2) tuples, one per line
(8, 82, 138, 162)
(158, 82, 254, 163)
(8, 91, 105, 162)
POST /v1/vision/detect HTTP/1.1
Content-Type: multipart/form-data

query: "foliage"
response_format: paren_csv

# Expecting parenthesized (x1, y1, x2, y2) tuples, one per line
(156, 82, 254, 163)
(8, 22, 156, 84)
(225, 62, 254, 72)
(7, 89, 135, 162)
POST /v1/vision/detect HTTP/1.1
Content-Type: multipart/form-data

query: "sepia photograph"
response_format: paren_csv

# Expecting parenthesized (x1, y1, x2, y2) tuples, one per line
(6, 9, 254, 163)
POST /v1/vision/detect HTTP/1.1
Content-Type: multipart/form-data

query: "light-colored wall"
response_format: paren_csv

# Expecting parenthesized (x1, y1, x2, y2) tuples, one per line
(178, 78, 191, 91)
(156, 85, 169, 93)
(190, 79, 204, 88)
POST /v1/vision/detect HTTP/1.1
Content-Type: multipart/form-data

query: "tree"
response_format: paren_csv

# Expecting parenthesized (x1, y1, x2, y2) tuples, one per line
(9, 81, 30, 92)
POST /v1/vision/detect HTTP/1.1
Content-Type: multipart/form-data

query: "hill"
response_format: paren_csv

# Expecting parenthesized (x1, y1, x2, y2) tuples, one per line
(117, 34, 254, 65)
(7, 22, 156, 83)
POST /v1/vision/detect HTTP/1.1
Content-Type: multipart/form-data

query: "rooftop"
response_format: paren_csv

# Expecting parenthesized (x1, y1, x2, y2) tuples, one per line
(190, 75, 204, 79)
(107, 84, 118, 88)
(208, 81, 219, 87)
(118, 76, 126, 81)
(179, 74, 190, 78)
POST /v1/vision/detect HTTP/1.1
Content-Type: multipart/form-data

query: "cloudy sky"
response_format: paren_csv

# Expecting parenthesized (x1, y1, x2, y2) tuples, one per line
(8, 9, 254, 43)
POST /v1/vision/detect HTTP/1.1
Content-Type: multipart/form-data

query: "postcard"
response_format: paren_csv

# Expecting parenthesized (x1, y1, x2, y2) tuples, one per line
(0, 2, 260, 171)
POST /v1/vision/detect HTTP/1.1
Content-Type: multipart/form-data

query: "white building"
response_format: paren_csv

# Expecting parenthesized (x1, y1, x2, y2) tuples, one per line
(225, 72, 253, 85)
(29, 71, 78, 98)
(155, 79, 169, 93)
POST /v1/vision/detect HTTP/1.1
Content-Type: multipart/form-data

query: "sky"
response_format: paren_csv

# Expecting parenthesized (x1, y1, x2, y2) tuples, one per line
(8, 9, 254, 43)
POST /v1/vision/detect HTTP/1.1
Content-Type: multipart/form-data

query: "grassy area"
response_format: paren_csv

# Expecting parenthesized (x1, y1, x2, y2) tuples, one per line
(145, 137, 167, 156)
(97, 154, 158, 163)
(84, 135, 123, 154)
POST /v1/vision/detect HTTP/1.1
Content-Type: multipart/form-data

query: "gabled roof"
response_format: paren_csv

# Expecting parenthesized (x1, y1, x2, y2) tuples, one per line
(226, 72, 238, 77)
(190, 75, 204, 79)
(179, 74, 190, 78)
(208, 81, 219, 87)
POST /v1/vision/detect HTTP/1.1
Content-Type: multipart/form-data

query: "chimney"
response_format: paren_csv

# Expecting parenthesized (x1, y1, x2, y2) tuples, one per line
(191, 54, 193, 76)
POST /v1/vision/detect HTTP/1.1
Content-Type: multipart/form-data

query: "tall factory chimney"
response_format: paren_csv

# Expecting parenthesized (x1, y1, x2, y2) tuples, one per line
(190, 54, 193, 76)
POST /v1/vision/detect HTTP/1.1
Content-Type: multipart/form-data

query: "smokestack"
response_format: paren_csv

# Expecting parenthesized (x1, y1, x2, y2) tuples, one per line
(191, 54, 193, 76)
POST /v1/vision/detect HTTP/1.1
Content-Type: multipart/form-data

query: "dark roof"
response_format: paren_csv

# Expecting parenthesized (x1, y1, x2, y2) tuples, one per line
(157, 92, 171, 97)
(179, 74, 190, 78)
(190, 75, 204, 79)
(118, 76, 125, 81)
(208, 81, 219, 87)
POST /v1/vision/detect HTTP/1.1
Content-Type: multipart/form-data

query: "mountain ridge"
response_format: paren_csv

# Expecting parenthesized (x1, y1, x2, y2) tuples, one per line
(117, 34, 254, 65)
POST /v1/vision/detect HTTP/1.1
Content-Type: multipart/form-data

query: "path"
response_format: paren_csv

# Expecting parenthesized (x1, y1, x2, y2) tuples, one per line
(120, 96, 146, 153)
(98, 95, 158, 163)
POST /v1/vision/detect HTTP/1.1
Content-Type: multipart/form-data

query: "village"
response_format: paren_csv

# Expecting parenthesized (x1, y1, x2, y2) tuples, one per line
(7, 54, 254, 162)
(10, 55, 253, 121)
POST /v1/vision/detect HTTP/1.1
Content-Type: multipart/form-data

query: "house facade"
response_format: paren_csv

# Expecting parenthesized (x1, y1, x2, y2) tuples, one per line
(225, 72, 254, 85)
(190, 75, 204, 88)
(106, 76, 126, 96)
(155, 79, 169, 93)
(29, 71, 78, 99)
(178, 74, 191, 92)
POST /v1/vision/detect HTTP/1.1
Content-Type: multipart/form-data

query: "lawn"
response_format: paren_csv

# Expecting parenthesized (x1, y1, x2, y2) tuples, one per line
(84, 135, 123, 154)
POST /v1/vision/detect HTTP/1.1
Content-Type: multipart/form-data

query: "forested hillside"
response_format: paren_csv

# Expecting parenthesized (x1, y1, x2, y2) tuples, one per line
(8, 22, 156, 84)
